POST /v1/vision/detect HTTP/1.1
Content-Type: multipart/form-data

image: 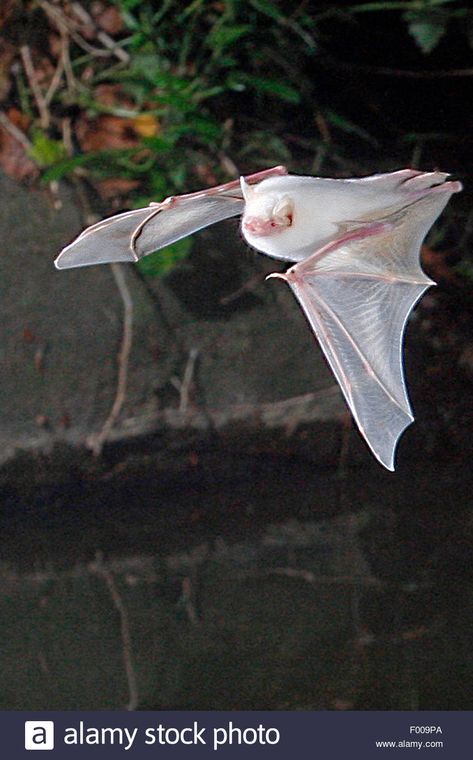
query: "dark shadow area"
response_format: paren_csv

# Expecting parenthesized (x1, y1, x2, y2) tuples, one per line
(1, 444, 473, 710)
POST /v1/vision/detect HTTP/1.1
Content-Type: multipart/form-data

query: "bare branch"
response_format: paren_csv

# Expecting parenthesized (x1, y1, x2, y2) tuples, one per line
(44, 41, 66, 107)
(219, 273, 266, 305)
(179, 348, 199, 412)
(39, 0, 129, 63)
(92, 552, 139, 711)
(20, 45, 50, 130)
(181, 576, 200, 625)
(88, 264, 134, 456)
(0, 110, 33, 151)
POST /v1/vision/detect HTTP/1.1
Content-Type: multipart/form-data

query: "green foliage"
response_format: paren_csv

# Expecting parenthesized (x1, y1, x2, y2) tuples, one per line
(230, 75, 301, 104)
(347, 1, 471, 56)
(136, 237, 193, 276)
(324, 110, 378, 146)
(453, 250, 473, 283)
(33, 0, 319, 279)
(404, 9, 449, 53)
(13, 0, 468, 277)
(28, 132, 67, 168)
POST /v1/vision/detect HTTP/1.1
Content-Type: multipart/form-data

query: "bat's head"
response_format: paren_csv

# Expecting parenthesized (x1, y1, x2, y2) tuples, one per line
(240, 177, 293, 238)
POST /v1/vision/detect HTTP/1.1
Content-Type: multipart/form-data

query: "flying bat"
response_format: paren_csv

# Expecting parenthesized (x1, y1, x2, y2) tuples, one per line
(55, 165, 462, 470)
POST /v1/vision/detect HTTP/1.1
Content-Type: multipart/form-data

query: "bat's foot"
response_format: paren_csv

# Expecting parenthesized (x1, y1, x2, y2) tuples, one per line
(403, 170, 449, 189)
(400, 171, 462, 199)
(369, 169, 462, 198)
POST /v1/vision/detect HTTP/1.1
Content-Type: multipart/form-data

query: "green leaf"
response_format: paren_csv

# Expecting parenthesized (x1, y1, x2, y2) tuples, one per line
(192, 85, 225, 102)
(404, 10, 448, 54)
(165, 118, 222, 142)
(249, 0, 284, 22)
(454, 260, 473, 284)
(324, 109, 378, 146)
(142, 135, 177, 152)
(231, 74, 301, 104)
(148, 171, 171, 198)
(136, 237, 193, 277)
(208, 24, 251, 53)
(29, 132, 66, 168)
(41, 155, 88, 182)
(41, 148, 141, 182)
(239, 130, 291, 162)
(117, 0, 142, 10)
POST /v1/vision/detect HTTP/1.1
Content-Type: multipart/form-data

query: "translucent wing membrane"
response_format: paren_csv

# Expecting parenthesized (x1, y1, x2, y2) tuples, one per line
(55, 195, 244, 269)
(277, 190, 453, 470)
(291, 276, 427, 469)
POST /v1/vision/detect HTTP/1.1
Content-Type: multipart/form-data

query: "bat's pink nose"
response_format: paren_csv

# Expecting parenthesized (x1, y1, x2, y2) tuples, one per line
(242, 217, 286, 237)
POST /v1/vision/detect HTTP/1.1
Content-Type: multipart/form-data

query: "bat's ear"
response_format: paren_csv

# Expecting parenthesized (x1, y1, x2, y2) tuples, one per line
(240, 176, 256, 202)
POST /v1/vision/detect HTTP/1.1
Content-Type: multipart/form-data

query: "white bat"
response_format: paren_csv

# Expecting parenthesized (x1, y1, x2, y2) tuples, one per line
(55, 165, 462, 470)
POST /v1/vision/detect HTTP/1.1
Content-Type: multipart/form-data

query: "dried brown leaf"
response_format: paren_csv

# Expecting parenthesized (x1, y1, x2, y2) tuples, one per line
(76, 114, 139, 152)
(0, 108, 39, 182)
(0, 42, 15, 101)
(96, 177, 140, 200)
(421, 245, 462, 287)
(0, 0, 20, 30)
(94, 83, 134, 109)
(132, 113, 159, 138)
(95, 6, 123, 35)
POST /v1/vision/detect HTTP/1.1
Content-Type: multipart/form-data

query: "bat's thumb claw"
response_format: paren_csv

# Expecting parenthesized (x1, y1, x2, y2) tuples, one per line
(266, 271, 288, 281)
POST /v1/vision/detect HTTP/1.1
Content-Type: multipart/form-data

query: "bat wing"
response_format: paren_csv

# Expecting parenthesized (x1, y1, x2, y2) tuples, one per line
(55, 165, 288, 269)
(55, 194, 244, 269)
(269, 188, 453, 470)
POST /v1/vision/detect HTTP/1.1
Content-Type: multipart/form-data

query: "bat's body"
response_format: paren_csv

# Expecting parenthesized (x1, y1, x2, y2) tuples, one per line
(55, 165, 462, 470)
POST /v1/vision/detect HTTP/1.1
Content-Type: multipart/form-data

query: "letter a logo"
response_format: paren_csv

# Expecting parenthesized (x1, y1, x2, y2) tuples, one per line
(24, 721, 55, 750)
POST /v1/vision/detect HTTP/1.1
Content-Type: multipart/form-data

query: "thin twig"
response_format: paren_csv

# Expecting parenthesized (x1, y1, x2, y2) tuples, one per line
(181, 576, 199, 625)
(245, 567, 382, 586)
(0, 110, 33, 150)
(219, 153, 239, 177)
(60, 32, 76, 93)
(410, 140, 423, 170)
(219, 273, 266, 305)
(373, 65, 473, 79)
(88, 264, 134, 456)
(20, 45, 50, 130)
(322, 51, 473, 79)
(47, 179, 62, 210)
(37, 650, 51, 676)
(44, 43, 66, 107)
(93, 552, 139, 711)
(170, 347, 199, 411)
(337, 412, 353, 483)
(61, 116, 73, 157)
(39, 0, 129, 62)
(71, 2, 130, 62)
(179, 348, 199, 412)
